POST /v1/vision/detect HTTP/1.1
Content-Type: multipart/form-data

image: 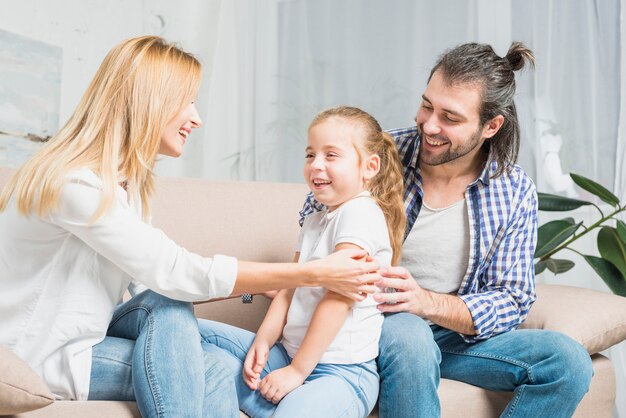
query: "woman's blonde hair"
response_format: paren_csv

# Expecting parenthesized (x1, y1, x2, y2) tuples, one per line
(309, 106, 406, 265)
(0, 36, 201, 221)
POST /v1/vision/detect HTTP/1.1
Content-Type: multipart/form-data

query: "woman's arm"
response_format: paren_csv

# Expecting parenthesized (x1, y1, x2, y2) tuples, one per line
(231, 248, 378, 301)
(51, 176, 379, 303)
(258, 243, 361, 404)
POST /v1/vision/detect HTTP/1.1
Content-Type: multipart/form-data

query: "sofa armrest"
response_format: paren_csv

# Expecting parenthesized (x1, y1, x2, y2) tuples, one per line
(520, 284, 626, 354)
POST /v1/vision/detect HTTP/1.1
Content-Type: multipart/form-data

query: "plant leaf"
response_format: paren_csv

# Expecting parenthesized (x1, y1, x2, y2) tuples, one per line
(597, 227, 626, 279)
(537, 192, 592, 212)
(535, 260, 547, 275)
(535, 219, 581, 258)
(570, 173, 620, 207)
(545, 258, 576, 274)
(617, 220, 626, 243)
(583, 255, 626, 297)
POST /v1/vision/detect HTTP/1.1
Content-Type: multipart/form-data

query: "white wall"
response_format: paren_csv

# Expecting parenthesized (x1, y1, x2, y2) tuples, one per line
(0, 0, 220, 177)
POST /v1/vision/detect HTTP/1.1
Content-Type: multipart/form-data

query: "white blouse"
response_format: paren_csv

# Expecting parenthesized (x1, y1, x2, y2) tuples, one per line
(0, 169, 237, 400)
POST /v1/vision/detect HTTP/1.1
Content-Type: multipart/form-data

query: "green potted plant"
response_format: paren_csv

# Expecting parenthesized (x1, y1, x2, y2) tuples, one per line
(535, 173, 626, 296)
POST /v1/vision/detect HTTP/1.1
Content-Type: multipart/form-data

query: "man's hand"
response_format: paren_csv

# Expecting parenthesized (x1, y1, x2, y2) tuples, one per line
(243, 339, 271, 390)
(259, 365, 306, 404)
(374, 266, 477, 335)
(373, 266, 433, 316)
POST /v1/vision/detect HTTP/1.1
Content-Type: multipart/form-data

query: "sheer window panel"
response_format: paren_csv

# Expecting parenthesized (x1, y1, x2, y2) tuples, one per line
(512, 0, 619, 199)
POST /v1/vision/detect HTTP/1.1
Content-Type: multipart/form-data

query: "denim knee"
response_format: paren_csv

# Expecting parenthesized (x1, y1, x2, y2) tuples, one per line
(137, 291, 195, 324)
(533, 331, 593, 397)
(378, 313, 441, 374)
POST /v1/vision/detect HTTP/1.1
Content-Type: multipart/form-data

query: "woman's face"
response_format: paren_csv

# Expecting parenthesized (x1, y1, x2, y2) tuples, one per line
(159, 102, 203, 157)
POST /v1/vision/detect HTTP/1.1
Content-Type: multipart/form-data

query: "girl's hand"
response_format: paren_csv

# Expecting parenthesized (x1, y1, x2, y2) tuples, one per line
(259, 365, 306, 404)
(308, 249, 380, 301)
(243, 340, 270, 390)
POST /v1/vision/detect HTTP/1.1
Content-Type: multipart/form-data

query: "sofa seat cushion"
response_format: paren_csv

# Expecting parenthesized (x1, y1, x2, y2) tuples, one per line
(1, 401, 140, 418)
(0, 346, 54, 415)
(521, 284, 626, 354)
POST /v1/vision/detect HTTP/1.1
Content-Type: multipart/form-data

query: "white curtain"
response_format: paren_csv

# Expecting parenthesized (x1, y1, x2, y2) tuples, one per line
(200, 0, 282, 181)
(513, 0, 620, 196)
(618, 0, 626, 200)
(200, 0, 620, 186)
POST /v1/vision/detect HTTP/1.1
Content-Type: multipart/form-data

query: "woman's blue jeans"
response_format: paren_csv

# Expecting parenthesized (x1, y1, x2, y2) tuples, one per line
(376, 313, 594, 418)
(198, 319, 379, 418)
(88, 290, 239, 418)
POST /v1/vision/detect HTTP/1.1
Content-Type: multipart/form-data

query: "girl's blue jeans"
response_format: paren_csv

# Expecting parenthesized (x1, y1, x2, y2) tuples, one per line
(87, 290, 239, 418)
(198, 319, 379, 418)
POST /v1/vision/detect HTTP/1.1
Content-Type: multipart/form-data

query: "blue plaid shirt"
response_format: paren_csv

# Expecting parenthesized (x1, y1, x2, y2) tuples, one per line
(299, 126, 538, 342)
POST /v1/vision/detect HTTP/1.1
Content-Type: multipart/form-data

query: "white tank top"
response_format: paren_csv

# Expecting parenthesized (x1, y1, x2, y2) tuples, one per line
(401, 199, 470, 295)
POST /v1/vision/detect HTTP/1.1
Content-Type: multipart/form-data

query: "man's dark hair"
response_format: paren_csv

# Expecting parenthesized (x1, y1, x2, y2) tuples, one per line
(429, 42, 535, 177)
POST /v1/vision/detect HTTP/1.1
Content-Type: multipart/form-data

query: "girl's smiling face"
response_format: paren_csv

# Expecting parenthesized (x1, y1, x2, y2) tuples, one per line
(304, 117, 376, 210)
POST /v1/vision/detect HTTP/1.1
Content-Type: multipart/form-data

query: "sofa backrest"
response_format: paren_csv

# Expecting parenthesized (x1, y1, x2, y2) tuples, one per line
(0, 167, 310, 331)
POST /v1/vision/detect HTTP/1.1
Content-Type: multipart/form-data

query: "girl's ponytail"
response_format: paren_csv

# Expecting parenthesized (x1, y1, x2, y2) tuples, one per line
(368, 131, 406, 265)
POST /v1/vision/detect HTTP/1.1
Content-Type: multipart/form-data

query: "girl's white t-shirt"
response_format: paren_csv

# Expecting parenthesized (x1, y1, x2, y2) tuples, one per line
(281, 191, 392, 364)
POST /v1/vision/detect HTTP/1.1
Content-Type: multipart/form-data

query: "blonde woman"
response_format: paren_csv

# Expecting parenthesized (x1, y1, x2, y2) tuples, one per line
(0, 36, 378, 418)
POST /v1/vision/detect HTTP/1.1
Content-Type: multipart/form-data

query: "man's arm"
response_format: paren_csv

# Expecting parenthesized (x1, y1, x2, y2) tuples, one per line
(456, 181, 538, 341)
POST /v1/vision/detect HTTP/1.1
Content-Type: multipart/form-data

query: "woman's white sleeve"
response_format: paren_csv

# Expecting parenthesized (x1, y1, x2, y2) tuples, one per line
(49, 178, 237, 301)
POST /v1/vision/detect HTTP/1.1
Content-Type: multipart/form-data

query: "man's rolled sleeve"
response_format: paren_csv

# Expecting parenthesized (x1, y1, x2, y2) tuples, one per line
(459, 180, 538, 342)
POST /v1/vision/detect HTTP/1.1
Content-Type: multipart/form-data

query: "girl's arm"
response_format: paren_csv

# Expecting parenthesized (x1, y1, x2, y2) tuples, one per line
(289, 289, 352, 373)
(258, 243, 363, 404)
(242, 253, 299, 390)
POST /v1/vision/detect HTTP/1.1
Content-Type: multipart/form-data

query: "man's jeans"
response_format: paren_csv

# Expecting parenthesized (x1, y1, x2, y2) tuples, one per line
(377, 313, 593, 418)
(88, 290, 239, 418)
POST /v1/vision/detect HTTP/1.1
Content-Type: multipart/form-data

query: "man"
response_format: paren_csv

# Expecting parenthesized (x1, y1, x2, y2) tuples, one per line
(300, 42, 592, 417)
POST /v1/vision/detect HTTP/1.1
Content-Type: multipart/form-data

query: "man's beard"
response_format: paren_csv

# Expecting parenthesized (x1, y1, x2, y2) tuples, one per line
(418, 124, 484, 167)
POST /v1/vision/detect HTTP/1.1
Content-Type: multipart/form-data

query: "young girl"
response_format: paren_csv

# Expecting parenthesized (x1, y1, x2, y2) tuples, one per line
(0, 38, 377, 418)
(200, 106, 406, 417)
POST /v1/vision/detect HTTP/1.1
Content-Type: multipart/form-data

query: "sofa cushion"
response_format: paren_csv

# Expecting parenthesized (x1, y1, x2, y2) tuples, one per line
(0, 345, 55, 414)
(521, 284, 626, 354)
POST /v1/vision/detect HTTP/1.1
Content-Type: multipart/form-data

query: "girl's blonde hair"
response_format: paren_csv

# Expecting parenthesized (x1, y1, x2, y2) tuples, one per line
(309, 106, 406, 265)
(0, 36, 201, 221)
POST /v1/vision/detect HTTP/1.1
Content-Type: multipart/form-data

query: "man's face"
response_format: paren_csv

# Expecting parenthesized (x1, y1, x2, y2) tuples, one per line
(415, 69, 488, 168)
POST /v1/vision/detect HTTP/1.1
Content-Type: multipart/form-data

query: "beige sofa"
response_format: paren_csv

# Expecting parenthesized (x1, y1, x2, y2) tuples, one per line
(1, 168, 625, 418)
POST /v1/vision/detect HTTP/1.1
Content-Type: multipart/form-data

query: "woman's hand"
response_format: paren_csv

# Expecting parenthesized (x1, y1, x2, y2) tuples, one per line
(243, 339, 271, 390)
(306, 249, 380, 301)
(259, 365, 306, 404)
